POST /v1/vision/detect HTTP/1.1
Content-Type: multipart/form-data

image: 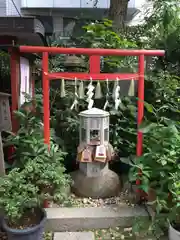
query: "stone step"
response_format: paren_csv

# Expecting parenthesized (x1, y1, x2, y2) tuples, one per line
(53, 232, 94, 240)
(45, 204, 149, 232)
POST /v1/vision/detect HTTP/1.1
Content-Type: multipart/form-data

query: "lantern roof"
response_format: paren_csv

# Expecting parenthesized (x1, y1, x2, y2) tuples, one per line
(0, 92, 11, 98)
(79, 108, 109, 118)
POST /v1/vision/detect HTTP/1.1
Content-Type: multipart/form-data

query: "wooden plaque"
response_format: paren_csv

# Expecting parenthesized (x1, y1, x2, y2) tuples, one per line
(80, 148, 92, 163)
(0, 92, 12, 132)
(94, 145, 107, 162)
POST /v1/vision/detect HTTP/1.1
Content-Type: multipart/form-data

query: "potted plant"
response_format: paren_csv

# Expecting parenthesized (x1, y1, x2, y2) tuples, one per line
(168, 172, 180, 240)
(0, 167, 46, 240)
(0, 139, 71, 240)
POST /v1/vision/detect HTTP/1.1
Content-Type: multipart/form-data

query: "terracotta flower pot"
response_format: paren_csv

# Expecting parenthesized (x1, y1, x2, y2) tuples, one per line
(43, 200, 50, 208)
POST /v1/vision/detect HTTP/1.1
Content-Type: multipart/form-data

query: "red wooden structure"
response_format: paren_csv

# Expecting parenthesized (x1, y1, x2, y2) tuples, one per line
(14, 46, 165, 159)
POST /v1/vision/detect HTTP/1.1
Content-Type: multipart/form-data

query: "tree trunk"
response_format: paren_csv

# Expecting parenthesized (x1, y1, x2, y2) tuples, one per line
(108, 0, 129, 32)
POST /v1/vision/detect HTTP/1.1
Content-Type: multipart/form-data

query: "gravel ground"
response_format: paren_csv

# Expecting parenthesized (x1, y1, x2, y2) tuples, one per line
(53, 193, 135, 208)
(52, 183, 137, 208)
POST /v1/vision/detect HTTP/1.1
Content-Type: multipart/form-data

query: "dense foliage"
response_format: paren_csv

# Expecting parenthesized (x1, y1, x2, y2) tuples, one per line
(129, 104, 180, 234)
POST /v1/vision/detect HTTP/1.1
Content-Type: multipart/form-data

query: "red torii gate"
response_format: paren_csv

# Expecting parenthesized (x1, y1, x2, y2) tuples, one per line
(17, 46, 165, 160)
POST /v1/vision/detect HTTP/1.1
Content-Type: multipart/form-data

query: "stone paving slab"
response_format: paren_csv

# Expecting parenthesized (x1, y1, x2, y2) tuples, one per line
(54, 232, 94, 240)
(45, 204, 148, 231)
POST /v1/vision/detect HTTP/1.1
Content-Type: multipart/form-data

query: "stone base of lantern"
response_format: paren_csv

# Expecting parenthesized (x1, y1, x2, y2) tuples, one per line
(79, 162, 109, 178)
(70, 162, 121, 198)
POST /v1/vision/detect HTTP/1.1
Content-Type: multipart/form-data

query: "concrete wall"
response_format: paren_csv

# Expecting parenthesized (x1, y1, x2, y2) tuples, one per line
(53, 16, 64, 34)
(0, 0, 6, 16)
(0, 0, 21, 16)
(6, 0, 21, 16)
(21, 0, 136, 9)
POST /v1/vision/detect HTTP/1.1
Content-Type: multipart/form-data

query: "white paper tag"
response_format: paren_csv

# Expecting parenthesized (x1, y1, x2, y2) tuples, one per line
(87, 92, 94, 100)
(87, 84, 95, 91)
(88, 99, 94, 109)
(103, 100, 109, 110)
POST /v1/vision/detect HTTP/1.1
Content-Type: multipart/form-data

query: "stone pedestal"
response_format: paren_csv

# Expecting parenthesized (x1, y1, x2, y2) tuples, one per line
(79, 162, 109, 178)
(70, 162, 121, 199)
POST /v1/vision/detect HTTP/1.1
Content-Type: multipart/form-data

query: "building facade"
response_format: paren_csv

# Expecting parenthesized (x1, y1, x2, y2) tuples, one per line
(0, 0, 148, 38)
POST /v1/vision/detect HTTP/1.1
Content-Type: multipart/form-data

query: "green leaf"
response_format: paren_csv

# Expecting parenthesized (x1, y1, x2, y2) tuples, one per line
(140, 184, 149, 193)
(144, 102, 154, 113)
(13, 110, 26, 118)
(161, 160, 167, 166)
(138, 121, 158, 133)
(137, 100, 155, 114)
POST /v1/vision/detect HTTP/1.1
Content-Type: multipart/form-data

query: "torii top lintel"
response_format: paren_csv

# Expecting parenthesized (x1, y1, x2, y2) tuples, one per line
(19, 46, 165, 56)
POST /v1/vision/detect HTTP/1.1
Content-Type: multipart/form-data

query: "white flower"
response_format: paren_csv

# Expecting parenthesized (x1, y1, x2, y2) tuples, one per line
(120, 235, 125, 240)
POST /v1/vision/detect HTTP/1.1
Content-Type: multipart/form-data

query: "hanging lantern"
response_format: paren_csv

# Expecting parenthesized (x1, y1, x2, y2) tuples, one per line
(64, 55, 85, 67)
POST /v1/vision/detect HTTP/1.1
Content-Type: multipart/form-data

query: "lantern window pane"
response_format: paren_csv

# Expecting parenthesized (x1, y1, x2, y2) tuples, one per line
(103, 117, 109, 128)
(81, 117, 87, 128)
(104, 129, 109, 141)
(90, 130, 99, 140)
(81, 128, 86, 142)
(90, 118, 101, 129)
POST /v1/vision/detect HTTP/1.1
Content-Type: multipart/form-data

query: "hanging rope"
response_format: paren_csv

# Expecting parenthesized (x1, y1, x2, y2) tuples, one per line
(52, 76, 135, 110)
